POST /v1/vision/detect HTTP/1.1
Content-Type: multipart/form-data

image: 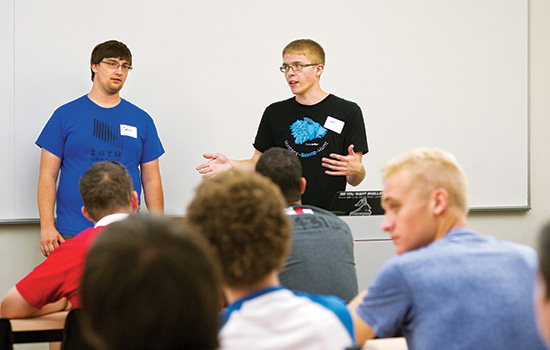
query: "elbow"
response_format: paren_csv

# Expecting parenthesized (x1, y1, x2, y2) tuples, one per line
(0, 299, 18, 318)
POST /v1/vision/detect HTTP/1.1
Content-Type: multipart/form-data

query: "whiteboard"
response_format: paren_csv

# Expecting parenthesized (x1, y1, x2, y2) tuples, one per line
(2, 0, 528, 220)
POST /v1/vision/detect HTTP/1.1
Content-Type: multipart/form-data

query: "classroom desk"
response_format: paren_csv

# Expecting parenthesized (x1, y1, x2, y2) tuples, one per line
(9, 310, 68, 343)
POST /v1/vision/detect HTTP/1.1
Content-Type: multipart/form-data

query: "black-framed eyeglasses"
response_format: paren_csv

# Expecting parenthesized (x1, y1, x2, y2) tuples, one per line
(279, 63, 319, 73)
(101, 60, 133, 72)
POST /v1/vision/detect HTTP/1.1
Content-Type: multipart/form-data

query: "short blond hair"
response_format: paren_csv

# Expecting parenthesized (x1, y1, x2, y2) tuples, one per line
(382, 148, 469, 215)
(282, 39, 326, 65)
(185, 170, 291, 289)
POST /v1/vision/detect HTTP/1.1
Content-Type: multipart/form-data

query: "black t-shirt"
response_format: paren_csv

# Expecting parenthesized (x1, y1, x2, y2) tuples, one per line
(254, 94, 368, 210)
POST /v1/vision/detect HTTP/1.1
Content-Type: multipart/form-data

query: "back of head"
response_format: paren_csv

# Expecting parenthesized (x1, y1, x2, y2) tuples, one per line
(80, 215, 222, 350)
(186, 170, 291, 289)
(79, 161, 133, 222)
(255, 147, 302, 203)
(90, 40, 132, 82)
(283, 38, 326, 65)
(382, 148, 469, 215)
(539, 222, 550, 298)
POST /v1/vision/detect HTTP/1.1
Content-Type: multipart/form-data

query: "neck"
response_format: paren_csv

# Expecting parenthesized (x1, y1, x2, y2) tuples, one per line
(224, 272, 279, 303)
(434, 212, 468, 241)
(295, 88, 329, 105)
(88, 85, 121, 108)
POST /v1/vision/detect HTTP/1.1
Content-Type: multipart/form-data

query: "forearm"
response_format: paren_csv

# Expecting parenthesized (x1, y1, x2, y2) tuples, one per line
(143, 180, 164, 214)
(37, 176, 57, 230)
(231, 158, 258, 172)
(141, 159, 164, 214)
(1, 287, 67, 319)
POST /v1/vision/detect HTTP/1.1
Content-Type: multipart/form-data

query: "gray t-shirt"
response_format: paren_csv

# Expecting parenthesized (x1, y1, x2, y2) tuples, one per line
(280, 204, 358, 303)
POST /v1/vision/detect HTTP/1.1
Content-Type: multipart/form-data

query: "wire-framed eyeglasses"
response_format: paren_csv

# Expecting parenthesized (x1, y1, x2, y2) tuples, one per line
(279, 63, 319, 73)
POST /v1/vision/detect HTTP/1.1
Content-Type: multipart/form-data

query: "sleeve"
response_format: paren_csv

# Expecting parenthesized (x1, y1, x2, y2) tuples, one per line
(253, 107, 275, 153)
(140, 114, 165, 164)
(35, 109, 65, 159)
(16, 248, 72, 309)
(344, 103, 368, 154)
(355, 259, 411, 338)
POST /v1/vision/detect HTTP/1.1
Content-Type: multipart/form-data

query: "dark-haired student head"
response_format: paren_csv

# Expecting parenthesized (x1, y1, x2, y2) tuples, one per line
(81, 215, 222, 350)
(255, 147, 305, 204)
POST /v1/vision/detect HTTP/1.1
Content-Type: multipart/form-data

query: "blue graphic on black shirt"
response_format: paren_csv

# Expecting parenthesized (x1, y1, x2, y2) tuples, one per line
(290, 117, 327, 145)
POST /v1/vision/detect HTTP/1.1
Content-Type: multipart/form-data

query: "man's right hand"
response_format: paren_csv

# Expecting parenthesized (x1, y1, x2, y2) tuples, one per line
(196, 153, 233, 178)
(40, 227, 65, 256)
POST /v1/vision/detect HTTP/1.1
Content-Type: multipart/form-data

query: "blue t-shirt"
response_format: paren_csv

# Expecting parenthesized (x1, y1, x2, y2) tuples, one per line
(356, 227, 545, 350)
(36, 95, 164, 235)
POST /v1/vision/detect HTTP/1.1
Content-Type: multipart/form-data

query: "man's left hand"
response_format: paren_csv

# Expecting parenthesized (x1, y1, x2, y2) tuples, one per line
(321, 144, 365, 186)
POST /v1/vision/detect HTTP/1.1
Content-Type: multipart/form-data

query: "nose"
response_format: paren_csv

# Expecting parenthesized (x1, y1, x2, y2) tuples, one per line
(380, 214, 393, 233)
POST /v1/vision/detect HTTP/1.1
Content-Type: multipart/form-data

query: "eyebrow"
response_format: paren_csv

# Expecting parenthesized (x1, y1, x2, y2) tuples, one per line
(283, 61, 307, 65)
(104, 58, 129, 63)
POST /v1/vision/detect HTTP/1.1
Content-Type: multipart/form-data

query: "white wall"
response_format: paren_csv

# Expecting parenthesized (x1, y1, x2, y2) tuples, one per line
(0, 3, 548, 348)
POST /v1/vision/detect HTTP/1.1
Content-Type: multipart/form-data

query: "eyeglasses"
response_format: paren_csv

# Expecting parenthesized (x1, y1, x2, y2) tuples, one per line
(101, 60, 133, 72)
(279, 63, 319, 73)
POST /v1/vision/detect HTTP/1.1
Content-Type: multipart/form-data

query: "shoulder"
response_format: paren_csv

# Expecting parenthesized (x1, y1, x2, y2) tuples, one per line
(264, 97, 296, 111)
(51, 95, 89, 115)
(119, 99, 150, 116)
(57, 226, 104, 251)
(292, 290, 349, 313)
(288, 205, 349, 225)
(325, 94, 361, 109)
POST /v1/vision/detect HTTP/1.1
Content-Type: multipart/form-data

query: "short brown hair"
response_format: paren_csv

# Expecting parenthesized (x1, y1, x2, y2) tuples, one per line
(256, 147, 302, 204)
(282, 39, 326, 65)
(90, 40, 132, 82)
(186, 170, 291, 289)
(382, 148, 469, 215)
(81, 215, 222, 350)
(78, 161, 133, 222)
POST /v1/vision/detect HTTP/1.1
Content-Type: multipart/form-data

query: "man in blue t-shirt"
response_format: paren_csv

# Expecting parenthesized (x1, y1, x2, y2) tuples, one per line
(348, 148, 545, 350)
(36, 40, 164, 256)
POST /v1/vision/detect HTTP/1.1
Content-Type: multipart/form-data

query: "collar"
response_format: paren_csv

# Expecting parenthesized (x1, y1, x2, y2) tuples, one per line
(94, 213, 130, 228)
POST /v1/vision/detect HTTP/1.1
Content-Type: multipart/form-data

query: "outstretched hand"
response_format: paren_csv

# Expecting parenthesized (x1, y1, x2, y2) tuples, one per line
(321, 144, 366, 186)
(196, 153, 233, 178)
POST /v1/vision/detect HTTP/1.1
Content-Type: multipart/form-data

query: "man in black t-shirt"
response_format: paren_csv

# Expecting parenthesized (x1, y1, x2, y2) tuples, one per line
(196, 39, 368, 210)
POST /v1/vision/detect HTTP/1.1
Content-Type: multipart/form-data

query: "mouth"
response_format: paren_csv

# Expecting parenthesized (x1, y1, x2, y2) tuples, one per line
(288, 80, 298, 86)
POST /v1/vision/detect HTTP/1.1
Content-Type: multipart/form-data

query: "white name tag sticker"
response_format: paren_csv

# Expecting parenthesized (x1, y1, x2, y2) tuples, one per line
(120, 124, 137, 138)
(324, 116, 345, 134)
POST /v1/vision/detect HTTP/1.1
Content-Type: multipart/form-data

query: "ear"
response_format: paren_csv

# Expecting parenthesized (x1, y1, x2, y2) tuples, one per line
(81, 206, 94, 223)
(91, 63, 99, 74)
(430, 188, 449, 216)
(130, 191, 139, 211)
(300, 177, 307, 195)
(315, 64, 324, 77)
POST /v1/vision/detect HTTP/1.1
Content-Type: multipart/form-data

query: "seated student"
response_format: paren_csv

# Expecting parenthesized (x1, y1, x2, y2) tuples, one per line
(186, 170, 355, 350)
(255, 147, 358, 302)
(80, 215, 222, 350)
(0, 161, 138, 318)
(348, 148, 545, 349)
(535, 221, 550, 347)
